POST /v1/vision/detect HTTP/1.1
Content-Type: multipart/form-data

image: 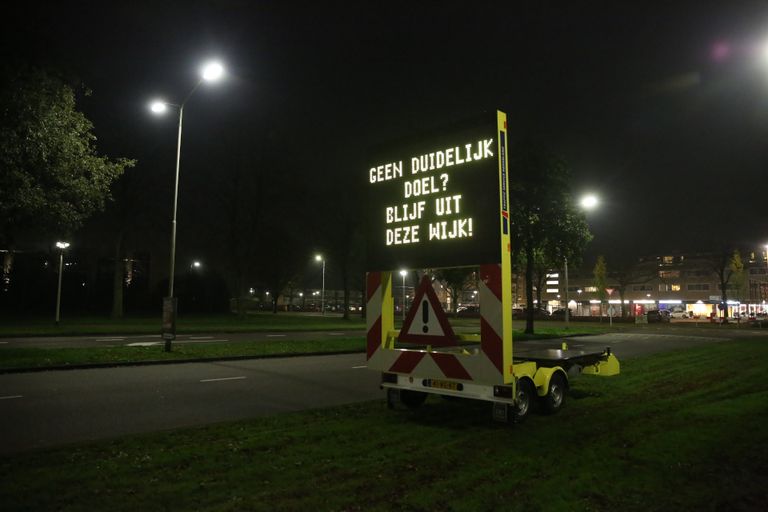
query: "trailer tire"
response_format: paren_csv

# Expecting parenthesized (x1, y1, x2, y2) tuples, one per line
(399, 390, 427, 409)
(511, 379, 536, 423)
(540, 373, 567, 414)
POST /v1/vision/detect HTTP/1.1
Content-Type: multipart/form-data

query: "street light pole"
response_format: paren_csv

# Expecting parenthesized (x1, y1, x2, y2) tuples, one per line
(167, 101, 184, 302)
(564, 256, 569, 327)
(54, 241, 70, 326)
(151, 60, 224, 352)
(764, 244, 768, 310)
(321, 258, 325, 315)
(315, 254, 326, 315)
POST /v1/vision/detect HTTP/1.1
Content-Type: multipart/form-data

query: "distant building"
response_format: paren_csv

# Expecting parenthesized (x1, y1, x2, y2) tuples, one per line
(522, 248, 768, 319)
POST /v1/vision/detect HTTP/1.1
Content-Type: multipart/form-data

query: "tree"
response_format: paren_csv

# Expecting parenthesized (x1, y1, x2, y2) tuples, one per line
(708, 247, 744, 323)
(434, 267, 477, 313)
(608, 259, 656, 317)
(593, 256, 608, 319)
(0, 67, 134, 247)
(510, 144, 592, 334)
(731, 250, 746, 304)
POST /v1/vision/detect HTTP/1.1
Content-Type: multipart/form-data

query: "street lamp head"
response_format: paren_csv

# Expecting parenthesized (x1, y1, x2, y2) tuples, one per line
(580, 194, 599, 210)
(315, 254, 323, 262)
(150, 100, 168, 114)
(201, 61, 224, 82)
(191, 260, 202, 269)
(399, 269, 407, 277)
(56, 241, 70, 249)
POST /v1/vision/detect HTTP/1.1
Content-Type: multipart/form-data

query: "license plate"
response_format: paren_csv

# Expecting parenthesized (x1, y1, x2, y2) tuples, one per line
(424, 379, 462, 391)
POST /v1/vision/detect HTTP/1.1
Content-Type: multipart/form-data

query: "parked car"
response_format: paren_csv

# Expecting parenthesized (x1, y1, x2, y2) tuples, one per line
(513, 308, 550, 320)
(670, 310, 688, 319)
(457, 305, 480, 316)
(647, 310, 670, 323)
(550, 309, 567, 319)
(749, 314, 768, 327)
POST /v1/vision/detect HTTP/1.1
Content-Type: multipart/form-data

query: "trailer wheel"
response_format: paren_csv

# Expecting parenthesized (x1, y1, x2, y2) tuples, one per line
(540, 373, 567, 414)
(399, 390, 427, 409)
(511, 379, 536, 423)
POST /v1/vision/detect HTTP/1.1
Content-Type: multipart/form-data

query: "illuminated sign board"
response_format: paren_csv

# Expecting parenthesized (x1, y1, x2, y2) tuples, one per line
(366, 112, 507, 270)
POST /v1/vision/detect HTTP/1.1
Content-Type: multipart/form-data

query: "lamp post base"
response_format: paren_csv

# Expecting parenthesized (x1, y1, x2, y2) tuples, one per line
(162, 297, 177, 352)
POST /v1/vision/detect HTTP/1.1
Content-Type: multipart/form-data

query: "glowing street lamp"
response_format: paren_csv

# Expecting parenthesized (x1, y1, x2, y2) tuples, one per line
(580, 194, 599, 210)
(564, 194, 600, 327)
(315, 254, 325, 315)
(55, 241, 70, 326)
(150, 59, 225, 352)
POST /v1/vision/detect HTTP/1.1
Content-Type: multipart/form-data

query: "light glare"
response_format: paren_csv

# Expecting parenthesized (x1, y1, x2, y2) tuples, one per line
(56, 241, 70, 249)
(580, 194, 599, 210)
(150, 101, 167, 114)
(201, 61, 224, 82)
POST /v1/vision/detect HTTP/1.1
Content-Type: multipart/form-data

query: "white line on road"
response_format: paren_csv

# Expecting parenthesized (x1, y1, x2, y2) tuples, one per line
(199, 376, 247, 383)
(351, 365, 367, 369)
(266, 334, 286, 337)
(328, 332, 345, 336)
(182, 339, 227, 343)
(190, 336, 214, 340)
(0, 341, 8, 344)
(0, 395, 23, 400)
(126, 342, 163, 347)
(96, 338, 125, 342)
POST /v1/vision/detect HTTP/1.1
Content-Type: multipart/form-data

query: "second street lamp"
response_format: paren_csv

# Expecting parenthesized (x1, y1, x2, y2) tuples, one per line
(54, 241, 70, 326)
(150, 60, 224, 352)
(565, 194, 600, 327)
(315, 254, 326, 315)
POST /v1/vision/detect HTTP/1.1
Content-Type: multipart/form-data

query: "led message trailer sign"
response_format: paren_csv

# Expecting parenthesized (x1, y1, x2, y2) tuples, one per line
(366, 113, 507, 270)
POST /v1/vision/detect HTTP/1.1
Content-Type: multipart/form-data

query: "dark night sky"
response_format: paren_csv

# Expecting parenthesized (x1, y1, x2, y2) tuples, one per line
(5, 0, 768, 268)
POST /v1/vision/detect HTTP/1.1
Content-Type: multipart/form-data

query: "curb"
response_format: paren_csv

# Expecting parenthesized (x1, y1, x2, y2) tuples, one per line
(0, 349, 366, 375)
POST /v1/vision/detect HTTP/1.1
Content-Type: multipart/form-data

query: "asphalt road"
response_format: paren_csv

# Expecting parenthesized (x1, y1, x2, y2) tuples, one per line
(1, 327, 766, 455)
(0, 352, 380, 455)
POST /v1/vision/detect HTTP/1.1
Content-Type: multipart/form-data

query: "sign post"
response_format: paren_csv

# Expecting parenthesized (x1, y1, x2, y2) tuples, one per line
(605, 288, 615, 327)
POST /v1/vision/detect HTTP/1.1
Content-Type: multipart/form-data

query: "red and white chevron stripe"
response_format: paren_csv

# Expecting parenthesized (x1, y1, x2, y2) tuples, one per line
(367, 266, 505, 384)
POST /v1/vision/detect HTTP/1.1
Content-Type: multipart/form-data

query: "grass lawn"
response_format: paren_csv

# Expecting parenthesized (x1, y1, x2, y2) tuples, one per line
(0, 326, 604, 371)
(0, 312, 367, 337)
(1, 338, 766, 511)
(0, 338, 365, 371)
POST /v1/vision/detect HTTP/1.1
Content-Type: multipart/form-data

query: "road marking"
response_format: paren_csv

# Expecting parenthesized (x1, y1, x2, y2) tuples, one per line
(126, 342, 163, 347)
(182, 339, 227, 343)
(0, 341, 8, 344)
(190, 336, 214, 340)
(0, 395, 23, 400)
(267, 334, 286, 337)
(96, 338, 125, 342)
(352, 365, 367, 369)
(328, 332, 345, 336)
(200, 376, 247, 383)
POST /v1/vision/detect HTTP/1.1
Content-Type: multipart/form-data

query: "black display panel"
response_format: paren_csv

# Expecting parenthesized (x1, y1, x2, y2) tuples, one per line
(366, 115, 503, 270)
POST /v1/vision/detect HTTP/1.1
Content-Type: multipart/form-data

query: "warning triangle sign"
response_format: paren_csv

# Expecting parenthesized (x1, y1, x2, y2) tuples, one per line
(398, 275, 457, 347)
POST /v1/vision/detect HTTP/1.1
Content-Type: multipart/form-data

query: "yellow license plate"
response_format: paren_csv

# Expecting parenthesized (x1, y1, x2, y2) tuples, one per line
(425, 379, 461, 391)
